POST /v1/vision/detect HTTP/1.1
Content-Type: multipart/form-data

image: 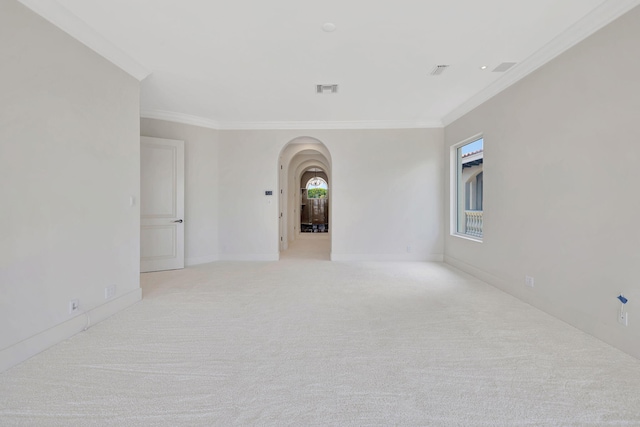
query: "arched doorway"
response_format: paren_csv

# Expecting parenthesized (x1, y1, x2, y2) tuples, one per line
(300, 168, 329, 233)
(278, 138, 332, 258)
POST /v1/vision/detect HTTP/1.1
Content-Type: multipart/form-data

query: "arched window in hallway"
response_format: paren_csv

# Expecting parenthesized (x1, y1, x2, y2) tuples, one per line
(301, 169, 328, 233)
(306, 176, 328, 199)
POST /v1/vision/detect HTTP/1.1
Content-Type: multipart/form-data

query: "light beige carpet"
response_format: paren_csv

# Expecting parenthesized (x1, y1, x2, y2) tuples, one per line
(1, 238, 640, 426)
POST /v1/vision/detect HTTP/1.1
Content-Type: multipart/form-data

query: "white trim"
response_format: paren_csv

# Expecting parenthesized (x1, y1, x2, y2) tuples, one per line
(452, 133, 484, 150)
(443, 255, 511, 293)
(185, 255, 219, 266)
(443, 255, 640, 360)
(451, 233, 483, 243)
(140, 110, 443, 130)
(450, 134, 484, 238)
(218, 253, 280, 261)
(442, 0, 640, 126)
(1, 288, 142, 373)
(140, 110, 221, 130)
(216, 120, 444, 130)
(17, 0, 150, 81)
(19, 0, 639, 125)
(330, 253, 444, 262)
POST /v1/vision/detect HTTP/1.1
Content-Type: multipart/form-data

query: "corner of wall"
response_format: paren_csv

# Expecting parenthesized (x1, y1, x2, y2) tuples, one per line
(1, 289, 141, 373)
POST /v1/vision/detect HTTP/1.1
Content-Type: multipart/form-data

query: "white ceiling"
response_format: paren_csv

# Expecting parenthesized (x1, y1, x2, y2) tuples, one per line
(20, 0, 640, 128)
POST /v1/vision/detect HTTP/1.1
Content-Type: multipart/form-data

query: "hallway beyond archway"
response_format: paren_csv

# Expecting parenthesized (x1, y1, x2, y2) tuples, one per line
(278, 137, 332, 258)
(279, 234, 330, 261)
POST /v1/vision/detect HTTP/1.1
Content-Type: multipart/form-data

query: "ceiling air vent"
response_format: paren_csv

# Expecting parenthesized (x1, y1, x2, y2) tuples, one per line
(316, 84, 338, 94)
(493, 62, 517, 72)
(429, 65, 450, 76)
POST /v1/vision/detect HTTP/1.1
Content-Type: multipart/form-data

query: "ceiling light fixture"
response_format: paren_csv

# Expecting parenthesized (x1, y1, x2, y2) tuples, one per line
(480, 65, 488, 70)
(322, 23, 336, 32)
(309, 169, 323, 186)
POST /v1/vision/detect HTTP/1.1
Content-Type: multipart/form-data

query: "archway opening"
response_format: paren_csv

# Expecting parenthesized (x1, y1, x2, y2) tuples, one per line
(278, 137, 332, 259)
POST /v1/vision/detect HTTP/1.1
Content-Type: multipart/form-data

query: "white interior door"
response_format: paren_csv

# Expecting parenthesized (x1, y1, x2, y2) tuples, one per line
(140, 136, 185, 272)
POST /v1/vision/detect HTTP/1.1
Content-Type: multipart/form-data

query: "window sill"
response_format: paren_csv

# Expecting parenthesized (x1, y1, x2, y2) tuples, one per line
(451, 233, 483, 243)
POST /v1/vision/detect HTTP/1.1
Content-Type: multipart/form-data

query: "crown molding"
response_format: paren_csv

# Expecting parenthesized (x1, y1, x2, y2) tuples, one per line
(216, 119, 443, 130)
(140, 110, 221, 130)
(140, 110, 443, 130)
(19, 0, 639, 125)
(442, 0, 640, 126)
(17, 0, 150, 81)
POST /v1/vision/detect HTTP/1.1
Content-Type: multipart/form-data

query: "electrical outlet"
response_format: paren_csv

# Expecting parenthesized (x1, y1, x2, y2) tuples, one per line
(525, 276, 535, 288)
(105, 285, 116, 299)
(69, 299, 79, 314)
(618, 309, 628, 326)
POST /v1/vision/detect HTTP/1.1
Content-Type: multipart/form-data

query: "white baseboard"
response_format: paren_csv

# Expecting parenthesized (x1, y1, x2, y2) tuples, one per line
(218, 253, 279, 261)
(185, 255, 219, 266)
(442, 254, 640, 361)
(330, 253, 443, 262)
(0, 288, 142, 373)
(443, 255, 512, 291)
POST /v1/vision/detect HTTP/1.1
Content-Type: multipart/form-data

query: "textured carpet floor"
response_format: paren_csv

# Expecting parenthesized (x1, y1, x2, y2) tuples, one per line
(2, 238, 640, 426)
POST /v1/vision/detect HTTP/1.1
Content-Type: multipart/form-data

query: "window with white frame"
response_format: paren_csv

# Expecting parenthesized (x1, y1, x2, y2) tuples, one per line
(452, 136, 483, 240)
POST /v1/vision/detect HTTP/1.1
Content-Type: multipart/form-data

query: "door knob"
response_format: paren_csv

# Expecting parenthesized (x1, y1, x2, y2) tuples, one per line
(173, 219, 183, 223)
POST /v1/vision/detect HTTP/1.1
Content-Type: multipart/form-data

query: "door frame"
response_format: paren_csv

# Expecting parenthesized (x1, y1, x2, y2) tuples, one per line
(140, 136, 185, 272)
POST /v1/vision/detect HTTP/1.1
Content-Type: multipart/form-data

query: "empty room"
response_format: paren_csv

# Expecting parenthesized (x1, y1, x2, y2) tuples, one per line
(2, 0, 640, 425)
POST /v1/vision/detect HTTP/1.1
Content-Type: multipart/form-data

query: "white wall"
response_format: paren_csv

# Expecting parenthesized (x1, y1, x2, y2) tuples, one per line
(444, 6, 640, 358)
(217, 131, 283, 260)
(328, 129, 444, 261)
(219, 129, 444, 261)
(140, 119, 219, 265)
(0, 1, 141, 371)
(139, 125, 443, 263)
